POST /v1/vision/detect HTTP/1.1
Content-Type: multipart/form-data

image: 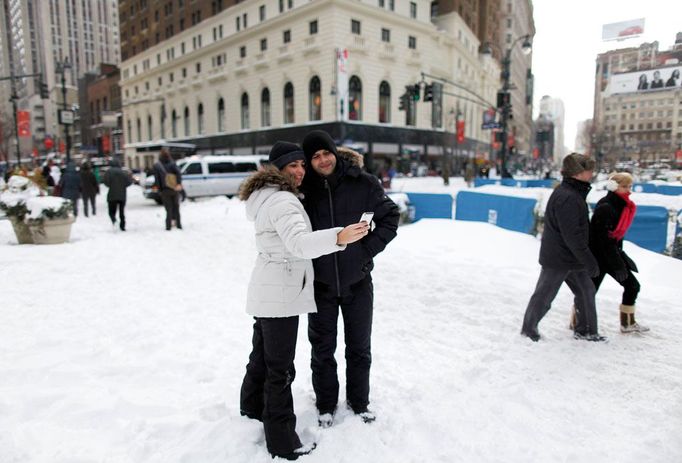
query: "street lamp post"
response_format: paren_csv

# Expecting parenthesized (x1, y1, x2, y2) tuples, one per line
(56, 58, 72, 164)
(483, 35, 532, 178)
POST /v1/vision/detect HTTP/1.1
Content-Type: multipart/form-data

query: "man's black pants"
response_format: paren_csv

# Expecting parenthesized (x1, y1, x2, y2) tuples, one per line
(308, 275, 373, 414)
(107, 200, 126, 230)
(160, 189, 181, 229)
(240, 316, 301, 456)
(522, 267, 598, 336)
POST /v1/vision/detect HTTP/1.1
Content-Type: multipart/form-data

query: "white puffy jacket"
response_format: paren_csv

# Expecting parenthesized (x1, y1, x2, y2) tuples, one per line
(240, 167, 344, 317)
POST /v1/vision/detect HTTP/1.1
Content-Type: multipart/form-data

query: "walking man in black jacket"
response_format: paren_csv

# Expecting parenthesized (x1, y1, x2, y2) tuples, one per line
(521, 153, 606, 342)
(301, 130, 400, 426)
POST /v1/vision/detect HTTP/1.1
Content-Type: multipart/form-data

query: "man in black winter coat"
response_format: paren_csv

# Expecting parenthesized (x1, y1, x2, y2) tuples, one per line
(153, 149, 183, 230)
(521, 153, 606, 342)
(300, 130, 400, 426)
(103, 159, 132, 231)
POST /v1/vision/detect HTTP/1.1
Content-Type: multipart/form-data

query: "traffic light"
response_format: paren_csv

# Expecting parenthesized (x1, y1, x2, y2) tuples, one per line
(39, 81, 49, 99)
(410, 84, 420, 101)
(423, 83, 434, 102)
(398, 92, 409, 111)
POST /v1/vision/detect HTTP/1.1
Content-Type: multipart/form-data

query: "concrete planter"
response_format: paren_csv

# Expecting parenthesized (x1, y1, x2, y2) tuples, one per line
(9, 216, 34, 244)
(27, 216, 75, 245)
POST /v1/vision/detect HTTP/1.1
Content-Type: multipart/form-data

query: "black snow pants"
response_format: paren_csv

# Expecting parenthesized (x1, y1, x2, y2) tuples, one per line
(308, 275, 373, 414)
(240, 316, 302, 456)
(592, 269, 640, 306)
(522, 267, 598, 336)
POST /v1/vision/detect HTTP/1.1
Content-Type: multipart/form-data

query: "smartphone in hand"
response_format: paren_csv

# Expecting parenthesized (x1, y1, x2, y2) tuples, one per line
(359, 212, 374, 224)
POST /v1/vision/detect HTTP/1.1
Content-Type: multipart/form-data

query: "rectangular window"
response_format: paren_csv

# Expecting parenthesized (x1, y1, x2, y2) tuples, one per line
(240, 46, 246, 58)
(196, 62, 201, 73)
(408, 36, 416, 49)
(309, 20, 318, 35)
(243, 13, 247, 28)
(279, 0, 284, 13)
(182, 68, 187, 78)
(378, 0, 385, 6)
(410, 2, 417, 18)
(259, 5, 265, 21)
(283, 29, 291, 43)
(351, 19, 361, 35)
(260, 38, 267, 51)
(236, 16, 240, 31)
(388, 0, 394, 10)
(288, 0, 293, 8)
(381, 28, 390, 43)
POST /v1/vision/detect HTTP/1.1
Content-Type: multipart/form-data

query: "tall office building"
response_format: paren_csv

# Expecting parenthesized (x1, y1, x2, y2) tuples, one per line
(538, 95, 565, 162)
(0, 0, 121, 159)
(119, 0, 510, 173)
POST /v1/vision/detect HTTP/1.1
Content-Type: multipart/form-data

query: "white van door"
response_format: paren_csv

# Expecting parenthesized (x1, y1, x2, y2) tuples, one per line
(181, 161, 206, 198)
(205, 160, 238, 196)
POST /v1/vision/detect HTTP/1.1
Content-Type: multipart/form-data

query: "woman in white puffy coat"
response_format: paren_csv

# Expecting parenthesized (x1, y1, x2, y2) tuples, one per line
(238, 141, 368, 460)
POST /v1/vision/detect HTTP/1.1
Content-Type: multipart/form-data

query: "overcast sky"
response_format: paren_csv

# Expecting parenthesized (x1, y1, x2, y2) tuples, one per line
(531, 0, 681, 152)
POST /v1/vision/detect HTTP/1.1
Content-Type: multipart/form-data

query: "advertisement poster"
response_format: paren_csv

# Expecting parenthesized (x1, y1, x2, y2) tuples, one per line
(605, 65, 682, 96)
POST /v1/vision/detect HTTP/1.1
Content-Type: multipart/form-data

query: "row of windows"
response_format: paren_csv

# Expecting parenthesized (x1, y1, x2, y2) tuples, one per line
(605, 110, 677, 120)
(605, 98, 677, 111)
(611, 121, 674, 130)
(126, 76, 400, 142)
(123, 18, 420, 82)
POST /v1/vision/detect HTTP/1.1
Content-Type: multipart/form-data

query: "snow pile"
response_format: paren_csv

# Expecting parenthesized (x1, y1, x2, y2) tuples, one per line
(0, 186, 681, 462)
(25, 196, 72, 220)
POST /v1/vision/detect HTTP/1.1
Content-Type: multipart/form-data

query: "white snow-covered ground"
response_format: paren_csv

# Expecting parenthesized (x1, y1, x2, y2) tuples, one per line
(1, 185, 682, 463)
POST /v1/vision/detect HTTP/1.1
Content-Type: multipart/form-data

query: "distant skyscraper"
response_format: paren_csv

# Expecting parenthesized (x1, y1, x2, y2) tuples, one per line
(538, 95, 566, 162)
(0, 0, 120, 156)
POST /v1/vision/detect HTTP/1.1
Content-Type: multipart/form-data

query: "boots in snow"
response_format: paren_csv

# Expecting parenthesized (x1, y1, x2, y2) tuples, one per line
(271, 443, 316, 461)
(620, 304, 650, 333)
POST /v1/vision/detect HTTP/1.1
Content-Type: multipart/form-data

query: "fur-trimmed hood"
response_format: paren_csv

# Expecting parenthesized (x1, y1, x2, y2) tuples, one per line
(239, 165, 298, 200)
(336, 147, 364, 168)
(240, 166, 300, 222)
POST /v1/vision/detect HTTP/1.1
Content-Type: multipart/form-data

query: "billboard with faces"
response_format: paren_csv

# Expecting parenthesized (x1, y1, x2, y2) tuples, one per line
(605, 66, 682, 96)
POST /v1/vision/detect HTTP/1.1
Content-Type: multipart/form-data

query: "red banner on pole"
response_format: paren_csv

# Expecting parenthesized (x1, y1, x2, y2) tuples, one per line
(17, 111, 31, 137)
(102, 134, 110, 154)
(676, 149, 682, 160)
(456, 120, 465, 144)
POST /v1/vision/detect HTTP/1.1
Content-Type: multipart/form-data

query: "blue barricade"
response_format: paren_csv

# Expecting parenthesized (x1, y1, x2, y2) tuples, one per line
(526, 179, 556, 188)
(632, 183, 657, 193)
(405, 193, 453, 221)
(473, 178, 500, 187)
(455, 190, 537, 234)
(501, 178, 528, 188)
(655, 185, 682, 196)
(625, 205, 669, 253)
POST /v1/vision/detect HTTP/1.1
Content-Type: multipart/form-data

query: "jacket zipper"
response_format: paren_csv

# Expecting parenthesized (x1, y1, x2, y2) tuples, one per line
(325, 178, 341, 298)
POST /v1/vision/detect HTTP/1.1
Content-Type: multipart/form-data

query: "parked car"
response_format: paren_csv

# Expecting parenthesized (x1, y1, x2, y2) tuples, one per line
(143, 155, 268, 203)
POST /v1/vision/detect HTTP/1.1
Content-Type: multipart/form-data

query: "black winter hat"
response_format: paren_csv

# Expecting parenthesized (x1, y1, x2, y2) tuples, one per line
(302, 130, 337, 163)
(561, 153, 596, 178)
(269, 141, 305, 169)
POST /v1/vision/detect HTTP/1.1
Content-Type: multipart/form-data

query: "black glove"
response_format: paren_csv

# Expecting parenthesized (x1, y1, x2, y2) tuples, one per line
(612, 268, 629, 283)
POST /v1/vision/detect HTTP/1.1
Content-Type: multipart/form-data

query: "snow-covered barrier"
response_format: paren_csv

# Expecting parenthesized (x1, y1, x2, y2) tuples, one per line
(455, 190, 537, 234)
(403, 192, 453, 221)
(656, 184, 682, 196)
(632, 183, 658, 193)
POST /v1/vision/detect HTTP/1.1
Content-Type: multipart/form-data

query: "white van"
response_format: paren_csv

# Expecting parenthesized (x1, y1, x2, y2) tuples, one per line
(179, 154, 268, 199)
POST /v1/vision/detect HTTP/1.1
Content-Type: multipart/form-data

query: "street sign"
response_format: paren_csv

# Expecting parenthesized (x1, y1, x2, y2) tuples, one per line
(59, 109, 74, 125)
(482, 107, 499, 130)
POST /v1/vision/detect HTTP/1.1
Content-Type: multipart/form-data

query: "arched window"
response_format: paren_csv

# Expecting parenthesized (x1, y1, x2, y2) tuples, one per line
(184, 106, 190, 136)
(309, 76, 321, 121)
(160, 105, 166, 138)
(127, 119, 132, 143)
(147, 114, 153, 141)
(241, 92, 250, 129)
(261, 88, 271, 127)
(136, 117, 141, 142)
(349, 76, 362, 121)
(379, 81, 391, 123)
(197, 102, 204, 134)
(217, 98, 225, 132)
(283, 82, 294, 124)
(171, 109, 178, 138)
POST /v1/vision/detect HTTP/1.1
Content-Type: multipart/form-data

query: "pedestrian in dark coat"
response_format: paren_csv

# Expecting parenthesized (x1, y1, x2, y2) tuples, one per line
(103, 159, 132, 231)
(300, 130, 400, 426)
(521, 153, 605, 342)
(80, 161, 100, 217)
(58, 161, 82, 216)
(153, 149, 183, 230)
(589, 172, 648, 333)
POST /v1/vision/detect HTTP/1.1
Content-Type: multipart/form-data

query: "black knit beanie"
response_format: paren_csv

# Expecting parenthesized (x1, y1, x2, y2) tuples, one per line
(302, 130, 337, 163)
(269, 141, 305, 169)
(561, 153, 596, 178)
